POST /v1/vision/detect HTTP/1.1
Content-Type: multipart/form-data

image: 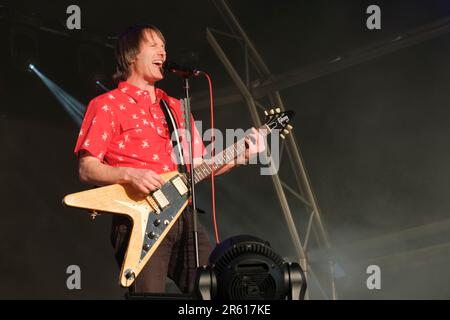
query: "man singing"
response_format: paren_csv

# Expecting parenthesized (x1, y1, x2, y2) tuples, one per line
(74, 24, 264, 294)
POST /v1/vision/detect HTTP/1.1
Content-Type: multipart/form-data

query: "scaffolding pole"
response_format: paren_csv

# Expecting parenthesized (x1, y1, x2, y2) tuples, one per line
(208, 0, 337, 300)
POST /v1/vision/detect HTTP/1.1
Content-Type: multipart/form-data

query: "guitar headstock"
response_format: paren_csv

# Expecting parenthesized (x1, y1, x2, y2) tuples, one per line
(264, 107, 295, 139)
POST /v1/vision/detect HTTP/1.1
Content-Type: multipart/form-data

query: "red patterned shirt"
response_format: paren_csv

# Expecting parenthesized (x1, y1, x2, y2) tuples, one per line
(74, 81, 205, 174)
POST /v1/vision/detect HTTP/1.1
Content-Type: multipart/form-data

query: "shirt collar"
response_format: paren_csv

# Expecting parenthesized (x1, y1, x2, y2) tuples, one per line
(118, 81, 163, 104)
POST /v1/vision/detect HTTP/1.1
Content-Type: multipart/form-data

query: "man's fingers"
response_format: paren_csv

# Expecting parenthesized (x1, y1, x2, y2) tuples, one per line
(150, 176, 165, 189)
(141, 178, 159, 192)
(247, 130, 257, 144)
(148, 171, 165, 185)
(143, 172, 162, 187)
(245, 132, 265, 157)
(138, 184, 150, 194)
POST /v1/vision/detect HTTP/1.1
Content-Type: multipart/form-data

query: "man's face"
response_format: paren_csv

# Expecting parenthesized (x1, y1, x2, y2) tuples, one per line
(132, 29, 166, 84)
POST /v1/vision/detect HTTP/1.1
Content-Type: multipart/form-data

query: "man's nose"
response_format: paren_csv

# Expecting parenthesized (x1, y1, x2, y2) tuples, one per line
(157, 47, 166, 56)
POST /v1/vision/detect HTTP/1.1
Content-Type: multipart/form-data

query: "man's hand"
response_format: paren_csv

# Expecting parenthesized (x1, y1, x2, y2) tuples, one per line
(78, 153, 164, 195)
(244, 127, 266, 163)
(202, 127, 267, 176)
(123, 167, 165, 194)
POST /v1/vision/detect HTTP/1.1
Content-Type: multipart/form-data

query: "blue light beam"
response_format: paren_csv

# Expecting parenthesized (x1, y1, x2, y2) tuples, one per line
(29, 64, 86, 127)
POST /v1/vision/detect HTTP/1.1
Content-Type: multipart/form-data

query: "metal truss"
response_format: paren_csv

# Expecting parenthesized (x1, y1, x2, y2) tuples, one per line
(207, 0, 336, 300)
(194, 14, 450, 110)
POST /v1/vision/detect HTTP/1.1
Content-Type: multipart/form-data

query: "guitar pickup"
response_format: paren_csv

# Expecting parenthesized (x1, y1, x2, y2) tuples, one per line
(152, 190, 169, 209)
(171, 176, 188, 196)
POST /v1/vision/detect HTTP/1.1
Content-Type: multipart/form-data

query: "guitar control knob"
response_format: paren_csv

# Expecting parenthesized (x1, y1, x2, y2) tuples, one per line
(147, 232, 156, 239)
(153, 219, 161, 227)
(143, 243, 151, 252)
(124, 269, 135, 280)
(164, 219, 170, 226)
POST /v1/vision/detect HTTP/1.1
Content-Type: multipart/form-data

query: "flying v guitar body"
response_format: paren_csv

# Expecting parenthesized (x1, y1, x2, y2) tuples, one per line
(63, 171, 189, 287)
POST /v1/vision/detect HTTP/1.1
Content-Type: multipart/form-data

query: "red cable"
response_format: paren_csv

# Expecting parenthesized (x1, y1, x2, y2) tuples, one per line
(203, 72, 220, 244)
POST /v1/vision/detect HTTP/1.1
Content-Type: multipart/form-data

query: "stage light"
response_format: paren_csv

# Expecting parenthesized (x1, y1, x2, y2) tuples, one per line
(95, 79, 110, 92)
(195, 235, 307, 300)
(29, 64, 85, 126)
(88, 72, 109, 93)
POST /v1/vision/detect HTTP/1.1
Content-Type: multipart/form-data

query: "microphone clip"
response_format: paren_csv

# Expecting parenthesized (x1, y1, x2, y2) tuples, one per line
(163, 61, 202, 78)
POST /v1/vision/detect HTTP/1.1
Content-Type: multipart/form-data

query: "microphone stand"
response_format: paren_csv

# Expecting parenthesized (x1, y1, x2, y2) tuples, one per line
(182, 76, 200, 269)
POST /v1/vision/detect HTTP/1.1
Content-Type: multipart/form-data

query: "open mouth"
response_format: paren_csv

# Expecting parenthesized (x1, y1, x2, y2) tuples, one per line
(152, 60, 164, 68)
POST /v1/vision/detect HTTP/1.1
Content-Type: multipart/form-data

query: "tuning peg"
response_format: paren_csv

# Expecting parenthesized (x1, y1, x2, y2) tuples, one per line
(269, 109, 275, 115)
(275, 107, 281, 113)
(280, 133, 286, 139)
(264, 110, 269, 116)
(287, 124, 293, 130)
(283, 129, 290, 135)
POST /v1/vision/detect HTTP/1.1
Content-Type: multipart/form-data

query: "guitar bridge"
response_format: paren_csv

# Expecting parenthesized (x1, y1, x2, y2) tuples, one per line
(147, 197, 160, 214)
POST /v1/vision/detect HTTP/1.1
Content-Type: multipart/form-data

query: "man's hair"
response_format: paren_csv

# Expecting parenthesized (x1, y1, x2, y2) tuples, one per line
(113, 24, 165, 83)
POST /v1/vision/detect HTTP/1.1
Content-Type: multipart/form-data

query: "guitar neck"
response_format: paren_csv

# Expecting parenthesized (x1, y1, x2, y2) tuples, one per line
(192, 124, 270, 184)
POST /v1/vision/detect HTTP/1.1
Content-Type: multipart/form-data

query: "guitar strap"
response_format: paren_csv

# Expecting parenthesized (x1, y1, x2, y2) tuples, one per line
(160, 99, 187, 175)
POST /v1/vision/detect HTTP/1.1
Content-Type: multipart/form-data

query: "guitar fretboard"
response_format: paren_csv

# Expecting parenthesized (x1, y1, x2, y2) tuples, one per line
(192, 125, 270, 184)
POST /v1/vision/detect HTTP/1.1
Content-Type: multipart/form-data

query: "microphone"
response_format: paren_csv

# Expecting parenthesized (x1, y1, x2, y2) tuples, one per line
(163, 61, 202, 78)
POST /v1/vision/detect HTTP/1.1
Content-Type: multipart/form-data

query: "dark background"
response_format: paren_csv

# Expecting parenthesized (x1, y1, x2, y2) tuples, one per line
(1, 0, 450, 299)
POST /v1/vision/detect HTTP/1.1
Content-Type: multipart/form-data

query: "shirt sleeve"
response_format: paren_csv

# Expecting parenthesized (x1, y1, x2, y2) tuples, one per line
(74, 98, 115, 161)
